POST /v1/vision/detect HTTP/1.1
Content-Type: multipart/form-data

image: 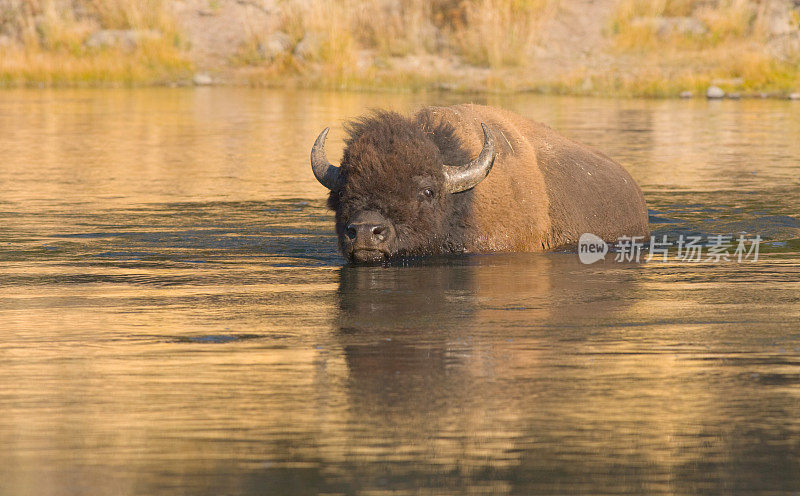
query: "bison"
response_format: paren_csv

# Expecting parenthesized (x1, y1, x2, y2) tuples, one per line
(310, 104, 649, 264)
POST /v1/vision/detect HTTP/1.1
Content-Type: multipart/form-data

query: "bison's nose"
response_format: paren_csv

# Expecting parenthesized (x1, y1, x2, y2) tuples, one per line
(345, 210, 393, 251)
(346, 222, 387, 245)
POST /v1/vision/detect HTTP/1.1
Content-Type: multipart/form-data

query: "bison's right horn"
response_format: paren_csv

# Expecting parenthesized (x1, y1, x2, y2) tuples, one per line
(310, 127, 345, 191)
(443, 123, 496, 194)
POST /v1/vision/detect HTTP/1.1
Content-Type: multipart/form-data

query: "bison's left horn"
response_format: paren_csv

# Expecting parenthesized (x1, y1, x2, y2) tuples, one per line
(443, 123, 496, 194)
(310, 127, 345, 191)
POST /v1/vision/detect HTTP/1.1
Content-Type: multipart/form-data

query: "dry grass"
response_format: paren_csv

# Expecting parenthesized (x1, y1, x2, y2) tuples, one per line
(0, 0, 191, 86)
(1, 0, 798, 95)
(242, 0, 797, 96)
(353, 0, 442, 57)
(234, 0, 557, 90)
(0, 43, 191, 86)
(608, 0, 800, 96)
(452, 0, 556, 67)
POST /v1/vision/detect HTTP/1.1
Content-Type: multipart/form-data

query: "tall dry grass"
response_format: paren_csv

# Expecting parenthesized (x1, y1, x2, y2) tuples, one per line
(613, 0, 762, 48)
(608, 0, 800, 95)
(0, 0, 190, 86)
(237, 0, 557, 88)
(2, 0, 797, 95)
(452, 0, 556, 67)
(353, 0, 442, 56)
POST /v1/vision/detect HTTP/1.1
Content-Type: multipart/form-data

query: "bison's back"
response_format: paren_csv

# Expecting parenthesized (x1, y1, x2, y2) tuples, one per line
(416, 104, 649, 251)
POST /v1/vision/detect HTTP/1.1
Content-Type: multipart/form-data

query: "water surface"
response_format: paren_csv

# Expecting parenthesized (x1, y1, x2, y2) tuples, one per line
(1, 89, 799, 495)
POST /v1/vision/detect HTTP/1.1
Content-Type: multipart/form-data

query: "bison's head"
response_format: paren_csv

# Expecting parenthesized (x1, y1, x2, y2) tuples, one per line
(310, 112, 495, 264)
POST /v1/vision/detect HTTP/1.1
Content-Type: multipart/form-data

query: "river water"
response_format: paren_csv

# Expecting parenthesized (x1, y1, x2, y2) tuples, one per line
(1, 89, 799, 495)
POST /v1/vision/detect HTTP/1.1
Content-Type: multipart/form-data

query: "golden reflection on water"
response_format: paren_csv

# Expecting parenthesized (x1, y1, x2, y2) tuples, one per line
(1, 88, 799, 495)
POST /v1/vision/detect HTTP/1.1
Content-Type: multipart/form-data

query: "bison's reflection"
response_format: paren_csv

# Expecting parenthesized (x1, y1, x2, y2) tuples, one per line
(328, 254, 642, 490)
(323, 256, 800, 494)
(335, 257, 487, 412)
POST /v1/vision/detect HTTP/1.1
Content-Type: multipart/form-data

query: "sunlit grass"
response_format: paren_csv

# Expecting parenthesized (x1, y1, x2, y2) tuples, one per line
(448, 0, 556, 68)
(237, 0, 557, 87)
(0, 43, 191, 87)
(608, 0, 800, 96)
(239, 0, 798, 96)
(0, 0, 191, 86)
(1, 0, 798, 95)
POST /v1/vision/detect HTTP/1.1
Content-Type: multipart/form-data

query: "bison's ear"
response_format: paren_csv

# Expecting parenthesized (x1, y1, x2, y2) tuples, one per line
(310, 127, 345, 191)
(442, 123, 495, 193)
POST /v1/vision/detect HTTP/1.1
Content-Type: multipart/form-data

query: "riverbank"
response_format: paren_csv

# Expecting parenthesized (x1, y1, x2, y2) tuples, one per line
(1, 0, 799, 98)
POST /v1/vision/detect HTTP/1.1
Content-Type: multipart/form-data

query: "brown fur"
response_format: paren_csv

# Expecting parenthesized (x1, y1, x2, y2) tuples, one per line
(327, 104, 649, 260)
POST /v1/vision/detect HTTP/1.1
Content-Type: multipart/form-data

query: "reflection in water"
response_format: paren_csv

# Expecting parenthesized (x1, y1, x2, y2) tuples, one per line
(329, 256, 635, 494)
(0, 89, 799, 495)
(328, 256, 800, 495)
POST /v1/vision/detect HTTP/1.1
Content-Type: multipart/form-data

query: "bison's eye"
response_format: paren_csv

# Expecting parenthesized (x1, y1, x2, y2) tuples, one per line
(422, 188, 435, 199)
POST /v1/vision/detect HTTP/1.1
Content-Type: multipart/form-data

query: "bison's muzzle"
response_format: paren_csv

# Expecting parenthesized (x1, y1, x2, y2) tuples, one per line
(342, 210, 396, 264)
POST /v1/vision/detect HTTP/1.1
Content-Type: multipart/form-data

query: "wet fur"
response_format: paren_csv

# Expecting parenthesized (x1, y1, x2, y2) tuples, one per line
(326, 104, 650, 260)
(327, 110, 474, 259)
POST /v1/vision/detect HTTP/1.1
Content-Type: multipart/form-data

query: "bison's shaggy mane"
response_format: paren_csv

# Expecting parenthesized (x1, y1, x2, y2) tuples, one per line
(342, 109, 471, 167)
(327, 109, 470, 211)
(327, 109, 477, 259)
